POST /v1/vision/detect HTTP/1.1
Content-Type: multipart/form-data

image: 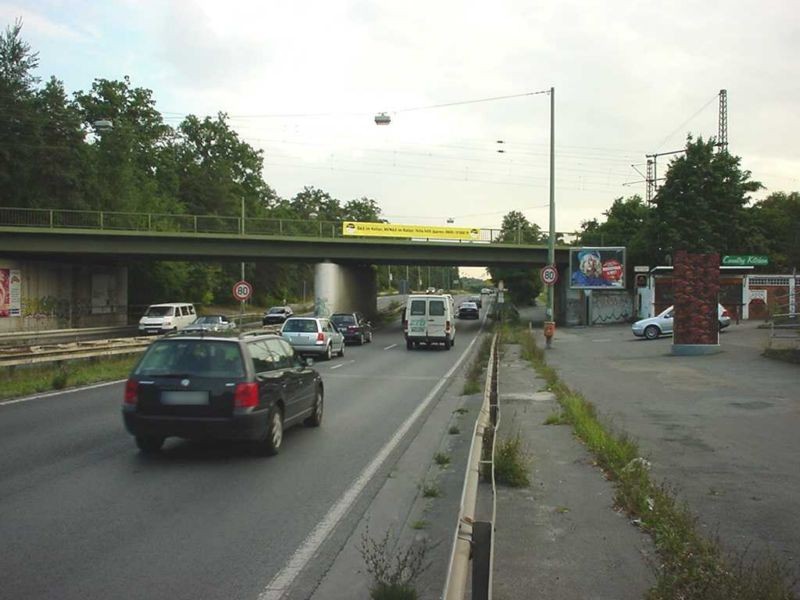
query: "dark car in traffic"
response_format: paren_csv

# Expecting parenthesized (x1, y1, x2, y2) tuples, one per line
(122, 332, 323, 456)
(468, 295, 482, 309)
(330, 312, 373, 344)
(263, 306, 294, 326)
(458, 301, 480, 319)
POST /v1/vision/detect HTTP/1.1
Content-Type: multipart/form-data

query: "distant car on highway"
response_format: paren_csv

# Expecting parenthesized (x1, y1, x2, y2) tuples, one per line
(122, 332, 323, 455)
(404, 294, 456, 350)
(632, 304, 732, 340)
(458, 301, 480, 320)
(467, 295, 482, 309)
(330, 312, 373, 344)
(263, 306, 293, 326)
(281, 317, 345, 360)
(183, 315, 236, 333)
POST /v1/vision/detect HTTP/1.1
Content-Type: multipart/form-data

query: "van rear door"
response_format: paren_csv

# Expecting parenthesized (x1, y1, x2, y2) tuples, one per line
(426, 298, 447, 339)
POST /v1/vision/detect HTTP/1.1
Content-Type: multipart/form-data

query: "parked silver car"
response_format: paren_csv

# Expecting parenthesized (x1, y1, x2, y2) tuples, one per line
(182, 314, 237, 333)
(632, 304, 732, 340)
(280, 317, 345, 360)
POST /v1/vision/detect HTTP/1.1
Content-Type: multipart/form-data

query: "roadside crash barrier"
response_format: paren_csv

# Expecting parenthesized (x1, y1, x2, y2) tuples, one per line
(443, 332, 499, 600)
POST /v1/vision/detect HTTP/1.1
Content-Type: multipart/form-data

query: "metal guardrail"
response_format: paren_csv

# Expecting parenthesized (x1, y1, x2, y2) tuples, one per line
(0, 206, 562, 245)
(0, 206, 475, 239)
(769, 312, 800, 348)
(444, 332, 499, 600)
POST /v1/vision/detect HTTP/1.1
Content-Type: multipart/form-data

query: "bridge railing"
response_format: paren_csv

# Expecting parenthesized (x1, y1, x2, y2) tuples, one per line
(0, 207, 568, 245)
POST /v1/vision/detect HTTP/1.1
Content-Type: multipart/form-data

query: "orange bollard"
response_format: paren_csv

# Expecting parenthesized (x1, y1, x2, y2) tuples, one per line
(543, 321, 555, 348)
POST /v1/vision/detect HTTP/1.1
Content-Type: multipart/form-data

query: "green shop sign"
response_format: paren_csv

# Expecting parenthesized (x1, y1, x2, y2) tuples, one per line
(722, 255, 769, 266)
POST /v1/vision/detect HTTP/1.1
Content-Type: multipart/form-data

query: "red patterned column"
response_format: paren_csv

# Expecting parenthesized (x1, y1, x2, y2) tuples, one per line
(673, 251, 720, 351)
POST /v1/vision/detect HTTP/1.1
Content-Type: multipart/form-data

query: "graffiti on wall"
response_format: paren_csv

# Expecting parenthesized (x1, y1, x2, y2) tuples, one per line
(591, 292, 633, 324)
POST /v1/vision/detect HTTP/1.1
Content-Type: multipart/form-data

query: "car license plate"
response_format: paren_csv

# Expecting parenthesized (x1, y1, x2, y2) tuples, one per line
(160, 391, 209, 405)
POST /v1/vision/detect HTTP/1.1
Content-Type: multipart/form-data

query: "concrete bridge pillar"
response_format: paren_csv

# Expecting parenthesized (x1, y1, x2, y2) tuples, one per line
(314, 262, 377, 319)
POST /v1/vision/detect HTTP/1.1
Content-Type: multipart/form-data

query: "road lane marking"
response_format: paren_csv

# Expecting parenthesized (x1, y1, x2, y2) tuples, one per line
(259, 330, 482, 600)
(0, 379, 126, 407)
(329, 360, 355, 370)
(383, 344, 397, 350)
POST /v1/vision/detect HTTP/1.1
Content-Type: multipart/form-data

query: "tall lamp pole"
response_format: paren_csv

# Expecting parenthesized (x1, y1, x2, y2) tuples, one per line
(545, 87, 556, 347)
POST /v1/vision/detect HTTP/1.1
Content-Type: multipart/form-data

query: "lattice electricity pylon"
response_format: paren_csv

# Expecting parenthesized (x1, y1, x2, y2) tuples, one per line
(718, 89, 728, 152)
(646, 159, 655, 203)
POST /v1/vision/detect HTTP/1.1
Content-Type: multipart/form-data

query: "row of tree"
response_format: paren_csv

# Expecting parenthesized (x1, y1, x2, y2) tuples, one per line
(2, 21, 797, 310)
(0, 21, 416, 307)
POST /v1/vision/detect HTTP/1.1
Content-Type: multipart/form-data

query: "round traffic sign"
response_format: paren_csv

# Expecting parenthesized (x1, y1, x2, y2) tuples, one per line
(232, 280, 252, 301)
(540, 265, 559, 286)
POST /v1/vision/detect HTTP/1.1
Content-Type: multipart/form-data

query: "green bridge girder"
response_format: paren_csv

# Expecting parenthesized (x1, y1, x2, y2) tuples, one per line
(0, 226, 573, 267)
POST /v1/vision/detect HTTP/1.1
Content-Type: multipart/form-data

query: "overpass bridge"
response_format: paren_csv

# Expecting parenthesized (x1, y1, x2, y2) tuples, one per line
(0, 207, 574, 326)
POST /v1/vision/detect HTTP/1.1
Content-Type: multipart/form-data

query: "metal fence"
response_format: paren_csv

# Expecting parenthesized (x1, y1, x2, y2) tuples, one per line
(0, 207, 562, 245)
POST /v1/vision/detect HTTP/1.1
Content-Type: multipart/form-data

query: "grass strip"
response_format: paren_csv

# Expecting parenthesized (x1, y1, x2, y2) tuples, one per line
(500, 323, 798, 600)
(461, 333, 493, 395)
(1, 355, 139, 401)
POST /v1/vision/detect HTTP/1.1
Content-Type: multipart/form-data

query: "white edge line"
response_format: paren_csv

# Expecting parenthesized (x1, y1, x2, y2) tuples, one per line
(259, 332, 480, 600)
(383, 344, 398, 350)
(329, 364, 344, 370)
(0, 379, 126, 407)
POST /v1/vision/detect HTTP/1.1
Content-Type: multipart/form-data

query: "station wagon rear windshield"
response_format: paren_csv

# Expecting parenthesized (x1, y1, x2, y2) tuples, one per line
(331, 315, 355, 325)
(134, 340, 245, 377)
(283, 319, 318, 332)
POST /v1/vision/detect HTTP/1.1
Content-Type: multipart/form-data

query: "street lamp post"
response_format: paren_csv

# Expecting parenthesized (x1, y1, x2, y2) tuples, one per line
(545, 87, 556, 348)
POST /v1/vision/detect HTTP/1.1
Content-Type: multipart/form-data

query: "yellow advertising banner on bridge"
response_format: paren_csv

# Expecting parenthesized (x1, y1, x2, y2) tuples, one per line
(342, 221, 480, 240)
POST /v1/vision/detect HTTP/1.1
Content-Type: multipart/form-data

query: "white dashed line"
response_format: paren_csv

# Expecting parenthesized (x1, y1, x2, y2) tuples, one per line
(383, 344, 398, 350)
(259, 332, 481, 599)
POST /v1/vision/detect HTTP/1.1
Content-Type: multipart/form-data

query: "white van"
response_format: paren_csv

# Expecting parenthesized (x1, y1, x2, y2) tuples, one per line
(403, 294, 456, 350)
(138, 303, 196, 334)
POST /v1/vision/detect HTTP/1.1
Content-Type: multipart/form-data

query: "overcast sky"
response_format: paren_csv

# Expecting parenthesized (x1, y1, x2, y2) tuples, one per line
(4, 0, 799, 239)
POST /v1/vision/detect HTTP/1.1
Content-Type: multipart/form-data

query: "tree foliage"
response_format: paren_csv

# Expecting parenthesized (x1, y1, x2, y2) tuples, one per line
(650, 136, 762, 260)
(488, 211, 546, 305)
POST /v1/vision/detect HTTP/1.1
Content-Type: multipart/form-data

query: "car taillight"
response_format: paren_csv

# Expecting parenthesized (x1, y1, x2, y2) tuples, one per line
(317, 332, 325, 341)
(402, 320, 408, 332)
(124, 378, 138, 405)
(446, 320, 451, 332)
(234, 382, 259, 409)
(722, 310, 731, 318)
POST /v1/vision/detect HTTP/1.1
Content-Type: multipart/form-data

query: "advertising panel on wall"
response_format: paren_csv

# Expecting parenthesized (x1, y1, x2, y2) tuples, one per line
(569, 247, 626, 289)
(342, 221, 481, 240)
(0, 268, 22, 317)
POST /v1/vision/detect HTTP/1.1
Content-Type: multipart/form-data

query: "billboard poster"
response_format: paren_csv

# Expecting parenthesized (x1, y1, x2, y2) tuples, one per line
(0, 268, 21, 317)
(342, 221, 480, 241)
(569, 247, 626, 289)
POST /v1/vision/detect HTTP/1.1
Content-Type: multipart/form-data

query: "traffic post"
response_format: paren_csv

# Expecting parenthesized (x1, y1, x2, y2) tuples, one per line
(232, 280, 253, 327)
(540, 265, 558, 348)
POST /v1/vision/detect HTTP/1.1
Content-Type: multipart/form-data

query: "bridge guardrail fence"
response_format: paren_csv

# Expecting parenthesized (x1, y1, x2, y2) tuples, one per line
(0, 207, 578, 245)
(443, 331, 499, 600)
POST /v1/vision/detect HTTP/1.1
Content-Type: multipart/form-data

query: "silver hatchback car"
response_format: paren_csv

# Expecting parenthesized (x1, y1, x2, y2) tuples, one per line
(632, 303, 732, 340)
(280, 317, 345, 360)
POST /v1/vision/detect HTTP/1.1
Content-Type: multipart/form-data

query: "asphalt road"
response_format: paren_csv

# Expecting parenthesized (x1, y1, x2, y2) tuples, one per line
(0, 296, 484, 600)
(536, 313, 800, 576)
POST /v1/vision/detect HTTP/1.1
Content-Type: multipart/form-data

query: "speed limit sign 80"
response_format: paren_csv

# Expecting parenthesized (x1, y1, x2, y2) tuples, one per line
(232, 280, 253, 301)
(540, 265, 559, 286)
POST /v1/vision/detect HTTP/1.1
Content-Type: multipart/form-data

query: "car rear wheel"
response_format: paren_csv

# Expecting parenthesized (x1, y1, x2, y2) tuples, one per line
(444, 335, 452, 350)
(406, 339, 413, 350)
(359, 333, 365, 345)
(323, 344, 332, 361)
(644, 325, 660, 340)
(367, 331, 373, 343)
(135, 435, 164, 454)
(338, 342, 345, 357)
(254, 406, 283, 456)
(305, 388, 324, 427)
